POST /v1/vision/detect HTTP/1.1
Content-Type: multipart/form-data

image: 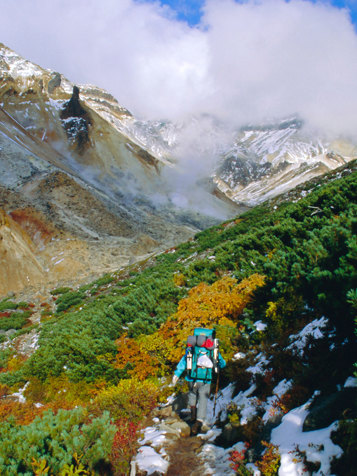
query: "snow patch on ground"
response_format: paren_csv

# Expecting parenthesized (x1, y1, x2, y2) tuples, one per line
(262, 379, 293, 423)
(344, 376, 357, 388)
(286, 317, 328, 356)
(246, 352, 271, 375)
(207, 382, 259, 425)
(206, 383, 235, 423)
(200, 441, 246, 475)
(254, 320, 267, 331)
(232, 351, 246, 360)
(11, 382, 29, 403)
(271, 393, 343, 476)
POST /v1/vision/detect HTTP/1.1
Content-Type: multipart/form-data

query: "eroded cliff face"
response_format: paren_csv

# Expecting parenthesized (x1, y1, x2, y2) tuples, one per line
(0, 210, 44, 294)
(0, 44, 235, 295)
(213, 119, 357, 205)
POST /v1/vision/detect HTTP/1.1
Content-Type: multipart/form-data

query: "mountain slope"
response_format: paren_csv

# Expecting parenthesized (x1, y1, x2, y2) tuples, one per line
(0, 43, 242, 295)
(214, 118, 357, 204)
(0, 160, 355, 474)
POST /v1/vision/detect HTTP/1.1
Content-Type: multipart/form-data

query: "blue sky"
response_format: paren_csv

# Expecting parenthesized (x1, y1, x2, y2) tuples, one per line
(145, 0, 357, 26)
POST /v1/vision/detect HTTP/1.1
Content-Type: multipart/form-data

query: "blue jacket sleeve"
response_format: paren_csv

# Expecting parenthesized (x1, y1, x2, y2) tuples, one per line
(174, 353, 187, 378)
(218, 352, 226, 369)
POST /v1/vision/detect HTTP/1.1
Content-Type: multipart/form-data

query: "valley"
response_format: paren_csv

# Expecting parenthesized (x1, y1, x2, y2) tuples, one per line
(0, 43, 356, 476)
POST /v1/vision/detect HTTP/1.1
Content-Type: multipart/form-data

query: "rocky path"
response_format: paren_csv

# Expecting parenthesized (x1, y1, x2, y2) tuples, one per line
(166, 436, 205, 476)
(134, 403, 215, 476)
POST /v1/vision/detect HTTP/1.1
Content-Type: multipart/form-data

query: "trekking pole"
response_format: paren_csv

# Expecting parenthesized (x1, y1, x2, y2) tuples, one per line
(213, 338, 220, 417)
(213, 367, 220, 418)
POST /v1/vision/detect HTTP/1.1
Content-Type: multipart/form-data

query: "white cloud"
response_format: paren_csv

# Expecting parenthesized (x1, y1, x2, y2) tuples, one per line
(1, 0, 357, 138)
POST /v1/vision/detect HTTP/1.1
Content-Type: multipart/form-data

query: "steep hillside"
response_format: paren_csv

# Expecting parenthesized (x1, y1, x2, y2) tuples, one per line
(0, 43, 242, 295)
(2, 43, 356, 298)
(0, 210, 44, 293)
(0, 161, 355, 475)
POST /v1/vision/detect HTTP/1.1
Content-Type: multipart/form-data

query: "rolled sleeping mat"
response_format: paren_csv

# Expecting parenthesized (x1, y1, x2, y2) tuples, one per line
(187, 335, 197, 347)
(196, 334, 207, 347)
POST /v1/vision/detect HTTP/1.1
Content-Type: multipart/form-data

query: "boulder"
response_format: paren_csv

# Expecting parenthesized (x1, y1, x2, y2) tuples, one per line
(303, 388, 357, 431)
(221, 423, 241, 444)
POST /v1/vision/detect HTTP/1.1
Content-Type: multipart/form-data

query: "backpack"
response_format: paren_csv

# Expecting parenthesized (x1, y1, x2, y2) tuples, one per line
(186, 328, 219, 382)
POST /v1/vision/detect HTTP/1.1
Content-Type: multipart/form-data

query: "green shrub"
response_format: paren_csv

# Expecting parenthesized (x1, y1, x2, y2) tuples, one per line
(92, 274, 115, 288)
(0, 407, 116, 475)
(92, 378, 160, 423)
(0, 313, 28, 331)
(0, 300, 18, 312)
(55, 291, 86, 313)
(50, 287, 73, 295)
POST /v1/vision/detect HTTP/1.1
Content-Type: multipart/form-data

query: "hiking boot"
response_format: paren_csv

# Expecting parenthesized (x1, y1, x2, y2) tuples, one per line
(190, 420, 202, 436)
(190, 406, 197, 423)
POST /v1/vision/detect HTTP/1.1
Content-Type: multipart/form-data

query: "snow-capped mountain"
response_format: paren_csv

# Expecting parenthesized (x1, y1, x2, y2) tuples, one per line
(214, 118, 356, 204)
(0, 42, 356, 295)
(0, 43, 239, 295)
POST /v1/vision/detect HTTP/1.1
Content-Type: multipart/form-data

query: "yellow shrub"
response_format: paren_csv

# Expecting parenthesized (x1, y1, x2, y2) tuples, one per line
(173, 273, 187, 287)
(161, 274, 265, 363)
(93, 378, 160, 422)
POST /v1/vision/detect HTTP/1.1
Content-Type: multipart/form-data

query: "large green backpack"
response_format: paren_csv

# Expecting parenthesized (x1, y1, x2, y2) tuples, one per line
(186, 328, 218, 382)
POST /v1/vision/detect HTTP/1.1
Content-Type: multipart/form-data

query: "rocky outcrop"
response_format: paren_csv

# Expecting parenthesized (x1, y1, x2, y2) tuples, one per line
(60, 86, 92, 153)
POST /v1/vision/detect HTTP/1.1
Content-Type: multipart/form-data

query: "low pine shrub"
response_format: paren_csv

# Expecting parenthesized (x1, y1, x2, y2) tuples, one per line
(0, 313, 29, 331)
(0, 407, 116, 475)
(55, 290, 86, 313)
(0, 300, 18, 312)
(50, 286, 72, 295)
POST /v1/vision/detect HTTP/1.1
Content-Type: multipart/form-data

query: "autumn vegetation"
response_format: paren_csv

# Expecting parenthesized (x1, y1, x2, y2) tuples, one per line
(0, 162, 356, 474)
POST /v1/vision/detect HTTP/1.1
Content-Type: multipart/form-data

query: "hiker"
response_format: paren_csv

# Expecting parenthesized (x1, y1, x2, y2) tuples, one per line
(172, 328, 226, 435)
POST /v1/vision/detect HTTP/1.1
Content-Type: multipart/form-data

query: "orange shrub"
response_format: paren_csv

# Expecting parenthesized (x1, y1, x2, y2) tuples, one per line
(115, 334, 161, 380)
(161, 274, 265, 363)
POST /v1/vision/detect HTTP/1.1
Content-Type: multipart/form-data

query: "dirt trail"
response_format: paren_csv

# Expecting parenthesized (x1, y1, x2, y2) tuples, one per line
(166, 435, 206, 476)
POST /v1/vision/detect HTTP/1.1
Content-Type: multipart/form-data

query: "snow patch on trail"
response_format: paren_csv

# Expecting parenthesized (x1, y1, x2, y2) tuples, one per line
(271, 393, 343, 476)
(135, 445, 169, 475)
(138, 425, 167, 449)
(199, 441, 245, 475)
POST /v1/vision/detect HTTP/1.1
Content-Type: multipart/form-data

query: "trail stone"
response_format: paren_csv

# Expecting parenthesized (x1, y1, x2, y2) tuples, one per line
(156, 405, 175, 418)
(159, 423, 181, 437)
(164, 416, 181, 425)
(222, 422, 241, 444)
(170, 421, 191, 438)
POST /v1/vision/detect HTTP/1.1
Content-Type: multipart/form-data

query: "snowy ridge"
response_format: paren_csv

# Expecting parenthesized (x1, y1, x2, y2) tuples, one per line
(1, 43, 356, 208)
(214, 118, 356, 205)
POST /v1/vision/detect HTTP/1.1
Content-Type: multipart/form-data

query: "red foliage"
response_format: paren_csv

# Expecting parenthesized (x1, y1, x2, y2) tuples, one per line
(0, 399, 50, 424)
(229, 443, 250, 473)
(0, 312, 11, 318)
(110, 418, 140, 475)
